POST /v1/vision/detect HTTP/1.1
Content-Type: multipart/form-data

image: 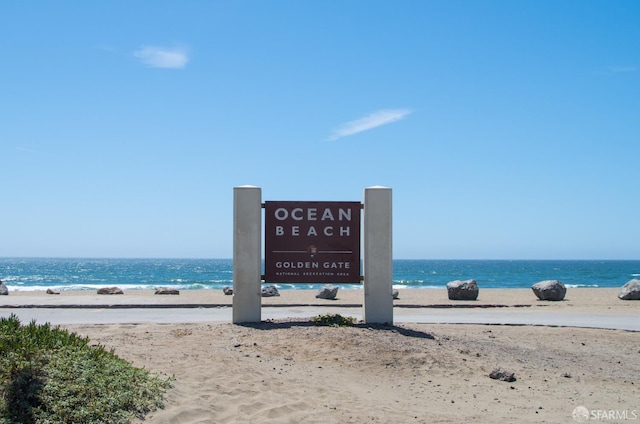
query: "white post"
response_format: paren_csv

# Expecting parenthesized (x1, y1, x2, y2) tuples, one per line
(363, 186, 393, 324)
(233, 185, 262, 324)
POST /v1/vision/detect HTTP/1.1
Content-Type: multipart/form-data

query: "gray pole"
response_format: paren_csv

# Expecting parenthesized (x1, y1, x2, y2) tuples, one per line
(363, 186, 393, 324)
(233, 185, 262, 323)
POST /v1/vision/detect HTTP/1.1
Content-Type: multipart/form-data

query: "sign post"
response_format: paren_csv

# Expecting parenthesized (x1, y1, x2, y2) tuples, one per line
(232, 186, 262, 324)
(363, 186, 393, 324)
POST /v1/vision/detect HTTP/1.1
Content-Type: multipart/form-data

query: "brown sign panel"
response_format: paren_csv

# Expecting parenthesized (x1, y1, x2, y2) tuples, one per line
(264, 201, 361, 283)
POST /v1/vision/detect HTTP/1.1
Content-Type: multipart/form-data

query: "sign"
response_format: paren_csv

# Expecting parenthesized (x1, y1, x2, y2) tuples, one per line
(264, 201, 361, 283)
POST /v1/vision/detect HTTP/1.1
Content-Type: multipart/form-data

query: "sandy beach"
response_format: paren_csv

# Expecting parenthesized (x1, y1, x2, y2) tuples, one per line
(2, 288, 639, 423)
(4, 286, 636, 310)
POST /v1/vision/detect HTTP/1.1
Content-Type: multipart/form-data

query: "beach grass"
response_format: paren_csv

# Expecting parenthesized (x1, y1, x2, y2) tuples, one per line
(312, 313, 357, 327)
(0, 315, 172, 424)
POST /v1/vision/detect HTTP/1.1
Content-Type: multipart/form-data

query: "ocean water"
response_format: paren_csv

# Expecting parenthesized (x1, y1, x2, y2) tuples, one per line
(1, 258, 639, 292)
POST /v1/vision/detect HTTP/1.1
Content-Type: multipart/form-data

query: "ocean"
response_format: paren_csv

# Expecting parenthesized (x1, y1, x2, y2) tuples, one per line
(1, 258, 639, 292)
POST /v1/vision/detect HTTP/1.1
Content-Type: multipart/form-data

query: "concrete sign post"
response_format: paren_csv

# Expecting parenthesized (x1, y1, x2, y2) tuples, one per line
(363, 186, 393, 324)
(232, 186, 262, 324)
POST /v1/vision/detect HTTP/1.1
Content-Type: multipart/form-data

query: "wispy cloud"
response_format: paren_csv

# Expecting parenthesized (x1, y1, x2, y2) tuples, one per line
(608, 65, 637, 74)
(133, 45, 189, 69)
(328, 108, 412, 141)
(595, 65, 637, 76)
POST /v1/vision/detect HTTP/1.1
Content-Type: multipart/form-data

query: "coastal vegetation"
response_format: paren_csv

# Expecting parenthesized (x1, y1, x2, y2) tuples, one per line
(0, 314, 172, 424)
(312, 313, 356, 327)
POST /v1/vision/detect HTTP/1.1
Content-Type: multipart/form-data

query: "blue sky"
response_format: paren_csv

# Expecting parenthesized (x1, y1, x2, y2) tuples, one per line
(1, 1, 638, 259)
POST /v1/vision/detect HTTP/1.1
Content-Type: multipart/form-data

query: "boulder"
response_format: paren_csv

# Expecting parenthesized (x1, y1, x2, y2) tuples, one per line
(222, 286, 234, 295)
(531, 280, 566, 301)
(316, 284, 338, 300)
(0, 281, 8, 296)
(46, 288, 60, 295)
(392, 289, 399, 299)
(97, 286, 124, 295)
(618, 279, 640, 300)
(489, 368, 516, 382)
(446, 279, 479, 300)
(155, 287, 180, 295)
(261, 285, 280, 297)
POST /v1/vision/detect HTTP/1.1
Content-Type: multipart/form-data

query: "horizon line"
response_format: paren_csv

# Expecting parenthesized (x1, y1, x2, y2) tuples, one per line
(1, 256, 638, 261)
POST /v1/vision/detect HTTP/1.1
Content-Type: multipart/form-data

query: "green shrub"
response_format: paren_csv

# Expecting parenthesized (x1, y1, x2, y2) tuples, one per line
(312, 313, 356, 327)
(0, 314, 172, 424)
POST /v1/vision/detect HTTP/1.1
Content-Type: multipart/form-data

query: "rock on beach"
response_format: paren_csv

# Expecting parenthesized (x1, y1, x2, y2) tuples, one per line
(618, 279, 640, 300)
(489, 368, 517, 382)
(446, 279, 479, 300)
(531, 280, 566, 301)
(316, 285, 338, 300)
(261, 285, 280, 297)
(155, 287, 180, 295)
(97, 286, 124, 295)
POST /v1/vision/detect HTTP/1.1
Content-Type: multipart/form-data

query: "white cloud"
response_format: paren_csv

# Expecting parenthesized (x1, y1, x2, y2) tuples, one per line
(133, 45, 189, 69)
(328, 108, 412, 141)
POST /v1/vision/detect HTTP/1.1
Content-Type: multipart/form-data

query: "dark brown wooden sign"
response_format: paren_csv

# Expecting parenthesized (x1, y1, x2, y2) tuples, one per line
(264, 201, 361, 283)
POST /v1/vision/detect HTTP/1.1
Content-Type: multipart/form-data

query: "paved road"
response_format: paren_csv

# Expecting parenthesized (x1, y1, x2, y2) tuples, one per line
(1, 306, 637, 331)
